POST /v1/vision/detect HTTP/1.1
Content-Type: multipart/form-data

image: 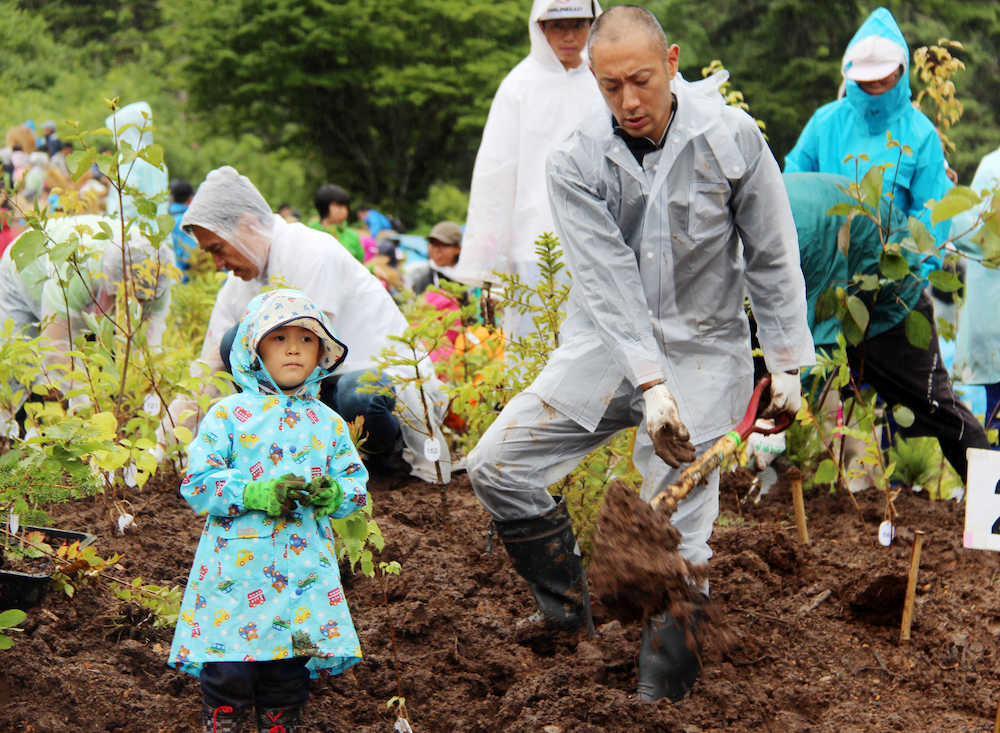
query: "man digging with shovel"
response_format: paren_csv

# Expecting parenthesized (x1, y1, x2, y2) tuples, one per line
(467, 5, 814, 702)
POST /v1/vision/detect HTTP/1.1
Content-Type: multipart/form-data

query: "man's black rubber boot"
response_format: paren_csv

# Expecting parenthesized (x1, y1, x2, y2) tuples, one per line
(637, 611, 701, 702)
(256, 705, 302, 732)
(202, 703, 247, 733)
(493, 495, 595, 635)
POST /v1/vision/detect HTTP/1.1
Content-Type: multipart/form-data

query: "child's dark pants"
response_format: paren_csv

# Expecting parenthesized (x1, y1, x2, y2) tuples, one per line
(200, 658, 310, 711)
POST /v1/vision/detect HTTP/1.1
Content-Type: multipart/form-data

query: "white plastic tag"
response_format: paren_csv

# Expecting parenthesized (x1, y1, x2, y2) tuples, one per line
(423, 437, 441, 462)
(142, 393, 161, 416)
(117, 513, 135, 535)
(465, 331, 480, 345)
(124, 464, 138, 488)
(963, 448, 1000, 551)
(394, 718, 414, 733)
(878, 520, 894, 547)
(8, 511, 19, 536)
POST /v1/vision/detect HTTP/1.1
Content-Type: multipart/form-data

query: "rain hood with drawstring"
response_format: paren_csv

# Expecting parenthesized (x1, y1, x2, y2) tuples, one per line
(168, 289, 367, 679)
(453, 0, 605, 287)
(105, 102, 169, 225)
(785, 8, 952, 259)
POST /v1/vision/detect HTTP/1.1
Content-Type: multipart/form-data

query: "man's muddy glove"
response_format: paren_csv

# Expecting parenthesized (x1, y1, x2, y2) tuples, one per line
(305, 475, 345, 518)
(761, 371, 801, 422)
(643, 383, 696, 468)
(243, 474, 308, 518)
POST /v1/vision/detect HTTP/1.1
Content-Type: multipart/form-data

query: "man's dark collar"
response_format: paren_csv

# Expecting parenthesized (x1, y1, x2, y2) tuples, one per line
(612, 93, 678, 165)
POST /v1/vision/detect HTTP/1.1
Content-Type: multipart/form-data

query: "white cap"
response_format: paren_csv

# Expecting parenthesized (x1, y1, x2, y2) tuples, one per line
(842, 35, 906, 82)
(538, 0, 594, 21)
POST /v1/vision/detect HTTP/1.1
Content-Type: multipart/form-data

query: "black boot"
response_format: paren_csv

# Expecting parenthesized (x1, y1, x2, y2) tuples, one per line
(256, 705, 302, 733)
(637, 610, 701, 702)
(202, 703, 247, 733)
(493, 495, 595, 635)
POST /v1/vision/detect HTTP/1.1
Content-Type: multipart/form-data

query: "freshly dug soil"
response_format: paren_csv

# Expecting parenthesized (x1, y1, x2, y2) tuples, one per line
(1, 466, 999, 732)
(589, 479, 708, 626)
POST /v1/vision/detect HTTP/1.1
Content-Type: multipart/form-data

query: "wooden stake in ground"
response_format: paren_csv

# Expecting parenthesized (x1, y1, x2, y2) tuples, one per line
(994, 693, 1000, 733)
(899, 530, 926, 644)
(790, 473, 809, 545)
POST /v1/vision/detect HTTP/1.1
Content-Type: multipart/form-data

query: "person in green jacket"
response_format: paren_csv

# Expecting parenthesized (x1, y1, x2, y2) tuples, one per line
(786, 172, 988, 481)
(308, 183, 364, 263)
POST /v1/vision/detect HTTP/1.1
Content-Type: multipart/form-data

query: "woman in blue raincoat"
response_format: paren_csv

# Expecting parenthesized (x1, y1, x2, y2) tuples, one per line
(168, 289, 368, 732)
(785, 7, 953, 273)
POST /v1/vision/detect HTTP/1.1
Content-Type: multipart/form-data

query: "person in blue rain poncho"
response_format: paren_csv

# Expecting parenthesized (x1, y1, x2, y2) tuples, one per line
(785, 7, 953, 275)
(168, 289, 368, 733)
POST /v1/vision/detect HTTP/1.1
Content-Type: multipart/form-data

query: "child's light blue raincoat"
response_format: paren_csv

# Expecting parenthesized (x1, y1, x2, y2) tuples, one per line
(168, 289, 368, 678)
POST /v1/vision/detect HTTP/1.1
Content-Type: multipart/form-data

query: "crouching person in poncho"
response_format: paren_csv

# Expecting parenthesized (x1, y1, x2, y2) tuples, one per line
(168, 289, 368, 733)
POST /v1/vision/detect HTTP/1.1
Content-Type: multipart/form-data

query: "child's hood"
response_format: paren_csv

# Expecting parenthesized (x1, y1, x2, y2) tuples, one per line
(231, 288, 348, 397)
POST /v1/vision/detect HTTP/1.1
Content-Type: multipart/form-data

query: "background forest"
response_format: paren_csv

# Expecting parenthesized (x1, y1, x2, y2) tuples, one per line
(3, 0, 999, 228)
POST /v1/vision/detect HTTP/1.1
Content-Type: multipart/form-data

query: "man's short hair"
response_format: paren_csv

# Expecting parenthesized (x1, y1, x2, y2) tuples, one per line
(170, 178, 194, 203)
(314, 183, 351, 219)
(588, 5, 669, 63)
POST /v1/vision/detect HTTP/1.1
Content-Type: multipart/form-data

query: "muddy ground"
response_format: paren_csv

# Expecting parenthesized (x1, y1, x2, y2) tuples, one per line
(0, 465, 998, 732)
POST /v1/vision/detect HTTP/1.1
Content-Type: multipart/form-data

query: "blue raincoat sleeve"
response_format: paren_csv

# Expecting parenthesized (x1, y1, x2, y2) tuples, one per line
(182, 403, 252, 516)
(783, 114, 820, 173)
(326, 413, 369, 519)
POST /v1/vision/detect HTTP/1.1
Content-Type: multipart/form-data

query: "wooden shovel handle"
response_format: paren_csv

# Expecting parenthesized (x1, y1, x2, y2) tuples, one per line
(651, 376, 790, 513)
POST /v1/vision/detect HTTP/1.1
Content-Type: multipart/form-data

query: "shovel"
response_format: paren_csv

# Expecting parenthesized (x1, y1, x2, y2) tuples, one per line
(588, 375, 790, 623)
(651, 375, 789, 513)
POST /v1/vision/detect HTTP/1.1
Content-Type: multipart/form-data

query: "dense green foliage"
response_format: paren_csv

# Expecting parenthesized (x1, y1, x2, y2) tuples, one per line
(3, 0, 999, 222)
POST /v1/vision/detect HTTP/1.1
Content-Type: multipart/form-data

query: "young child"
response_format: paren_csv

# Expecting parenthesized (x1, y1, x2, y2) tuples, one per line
(168, 289, 369, 733)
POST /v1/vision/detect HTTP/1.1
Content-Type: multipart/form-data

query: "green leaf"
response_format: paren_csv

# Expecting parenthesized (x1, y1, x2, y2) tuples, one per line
(10, 229, 47, 272)
(90, 411, 118, 441)
(892, 405, 915, 428)
(815, 458, 837, 484)
(905, 309, 931, 350)
(0, 634, 12, 651)
(860, 165, 883, 209)
(815, 288, 837, 321)
(0, 609, 27, 628)
(931, 186, 981, 225)
(879, 252, 909, 280)
(139, 144, 165, 170)
(837, 217, 852, 257)
(846, 295, 869, 333)
(825, 202, 856, 217)
(927, 269, 962, 293)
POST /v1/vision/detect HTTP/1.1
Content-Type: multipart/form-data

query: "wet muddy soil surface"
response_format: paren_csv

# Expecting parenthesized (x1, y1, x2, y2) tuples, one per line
(1, 467, 998, 732)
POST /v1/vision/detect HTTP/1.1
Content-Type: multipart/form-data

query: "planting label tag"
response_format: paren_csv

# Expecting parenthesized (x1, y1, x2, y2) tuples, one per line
(8, 511, 18, 536)
(117, 513, 135, 535)
(124, 464, 139, 488)
(877, 520, 894, 547)
(423, 437, 441, 462)
(143, 393, 161, 416)
(963, 448, 1000, 552)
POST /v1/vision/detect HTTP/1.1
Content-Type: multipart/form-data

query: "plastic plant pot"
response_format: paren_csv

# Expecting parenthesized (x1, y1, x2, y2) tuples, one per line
(0, 526, 97, 608)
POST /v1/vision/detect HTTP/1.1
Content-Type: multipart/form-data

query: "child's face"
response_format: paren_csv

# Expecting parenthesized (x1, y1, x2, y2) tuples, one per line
(257, 325, 322, 393)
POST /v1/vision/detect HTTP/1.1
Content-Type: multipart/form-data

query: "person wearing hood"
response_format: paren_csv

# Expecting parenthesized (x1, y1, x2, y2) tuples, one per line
(785, 8, 952, 275)
(467, 7, 813, 702)
(452, 0, 605, 337)
(168, 289, 368, 733)
(160, 166, 451, 483)
(105, 102, 169, 226)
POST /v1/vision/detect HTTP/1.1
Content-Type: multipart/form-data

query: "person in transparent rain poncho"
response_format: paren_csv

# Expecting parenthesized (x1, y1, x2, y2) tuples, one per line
(452, 0, 605, 339)
(156, 166, 451, 483)
(105, 101, 170, 226)
(0, 214, 174, 433)
(467, 7, 813, 703)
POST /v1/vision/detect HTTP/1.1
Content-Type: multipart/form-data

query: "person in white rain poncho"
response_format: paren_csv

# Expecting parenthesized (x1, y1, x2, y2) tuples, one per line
(467, 7, 813, 703)
(158, 166, 451, 482)
(105, 102, 169, 226)
(453, 0, 605, 337)
(0, 214, 174, 431)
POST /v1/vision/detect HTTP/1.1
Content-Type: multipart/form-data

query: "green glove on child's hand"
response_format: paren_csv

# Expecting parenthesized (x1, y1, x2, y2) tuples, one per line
(243, 473, 308, 518)
(307, 475, 345, 518)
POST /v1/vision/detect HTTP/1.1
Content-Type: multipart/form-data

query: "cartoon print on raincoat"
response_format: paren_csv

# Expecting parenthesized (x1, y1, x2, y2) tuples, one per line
(168, 289, 368, 679)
